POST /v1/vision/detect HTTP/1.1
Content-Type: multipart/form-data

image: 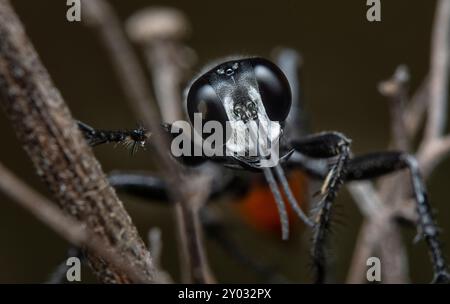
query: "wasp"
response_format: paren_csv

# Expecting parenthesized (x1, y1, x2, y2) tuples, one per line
(78, 55, 449, 284)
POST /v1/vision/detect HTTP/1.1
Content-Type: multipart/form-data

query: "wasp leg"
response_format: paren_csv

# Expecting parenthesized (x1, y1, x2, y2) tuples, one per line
(288, 142, 449, 283)
(108, 170, 247, 203)
(108, 172, 170, 202)
(291, 132, 351, 283)
(77, 120, 150, 152)
(78, 120, 208, 165)
(344, 152, 449, 284)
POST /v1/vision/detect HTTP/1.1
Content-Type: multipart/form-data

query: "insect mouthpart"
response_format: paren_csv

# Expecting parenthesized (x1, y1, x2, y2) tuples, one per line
(226, 117, 283, 170)
(233, 100, 258, 123)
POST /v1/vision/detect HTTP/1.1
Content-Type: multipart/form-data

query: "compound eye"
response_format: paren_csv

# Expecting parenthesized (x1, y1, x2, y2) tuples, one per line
(187, 78, 228, 128)
(252, 58, 292, 122)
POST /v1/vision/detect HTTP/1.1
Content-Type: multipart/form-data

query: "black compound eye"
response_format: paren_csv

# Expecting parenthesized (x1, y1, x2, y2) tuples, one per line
(252, 58, 292, 122)
(187, 77, 228, 127)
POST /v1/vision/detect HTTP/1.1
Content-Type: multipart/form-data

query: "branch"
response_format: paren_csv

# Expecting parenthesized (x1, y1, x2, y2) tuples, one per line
(0, 0, 154, 283)
(82, 0, 214, 283)
(418, 134, 450, 177)
(404, 76, 429, 139)
(378, 64, 410, 150)
(347, 0, 450, 283)
(424, 0, 450, 141)
(147, 228, 174, 283)
(0, 163, 152, 283)
(126, 7, 192, 123)
(417, 0, 450, 175)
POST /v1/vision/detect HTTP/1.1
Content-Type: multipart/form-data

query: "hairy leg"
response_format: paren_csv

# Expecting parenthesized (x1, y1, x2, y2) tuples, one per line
(291, 132, 351, 283)
(288, 146, 449, 283)
(77, 121, 150, 153)
(345, 152, 449, 283)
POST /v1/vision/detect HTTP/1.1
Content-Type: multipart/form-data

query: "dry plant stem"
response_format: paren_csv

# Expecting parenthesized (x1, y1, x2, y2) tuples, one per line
(404, 77, 429, 138)
(423, 0, 450, 141)
(125, 7, 192, 124)
(377, 223, 410, 282)
(133, 20, 214, 282)
(144, 43, 185, 123)
(347, 182, 410, 283)
(126, 9, 204, 279)
(148, 228, 174, 283)
(0, 163, 87, 252)
(347, 67, 412, 283)
(0, 163, 152, 283)
(417, 0, 450, 176)
(346, 213, 380, 283)
(82, 0, 214, 283)
(148, 44, 214, 282)
(378, 66, 411, 283)
(0, 0, 154, 283)
(379, 65, 410, 151)
(410, 0, 450, 183)
(418, 135, 450, 177)
(347, 0, 450, 283)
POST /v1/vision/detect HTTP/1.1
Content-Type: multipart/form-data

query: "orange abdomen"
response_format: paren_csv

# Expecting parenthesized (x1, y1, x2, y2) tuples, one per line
(236, 171, 309, 235)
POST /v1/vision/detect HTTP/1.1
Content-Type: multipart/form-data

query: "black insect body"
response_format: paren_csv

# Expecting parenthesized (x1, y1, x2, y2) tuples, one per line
(78, 57, 449, 284)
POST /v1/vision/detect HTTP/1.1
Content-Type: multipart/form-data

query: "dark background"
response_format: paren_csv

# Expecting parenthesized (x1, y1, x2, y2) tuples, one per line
(0, 0, 447, 283)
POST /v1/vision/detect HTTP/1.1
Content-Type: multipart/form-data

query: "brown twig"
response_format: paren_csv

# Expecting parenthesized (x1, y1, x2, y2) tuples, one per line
(0, 0, 154, 283)
(147, 228, 174, 283)
(125, 7, 216, 283)
(0, 162, 152, 283)
(379, 64, 410, 150)
(416, 0, 450, 177)
(347, 65, 412, 283)
(377, 65, 412, 283)
(126, 7, 192, 123)
(82, 0, 214, 283)
(404, 76, 429, 139)
(347, 0, 450, 283)
(423, 0, 450, 142)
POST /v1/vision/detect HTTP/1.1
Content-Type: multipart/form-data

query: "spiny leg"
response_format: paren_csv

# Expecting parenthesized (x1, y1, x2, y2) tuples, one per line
(291, 132, 351, 283)
(108, 172, 170, 201)
(77, 121, 150, 151)
(289, 141, 449, 283)
(108, 170, 247, 202)
(345, 152, 449, 283)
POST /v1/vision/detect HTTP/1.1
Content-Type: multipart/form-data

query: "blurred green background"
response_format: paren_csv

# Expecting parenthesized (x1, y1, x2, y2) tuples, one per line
(0, 0, 448, 283)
